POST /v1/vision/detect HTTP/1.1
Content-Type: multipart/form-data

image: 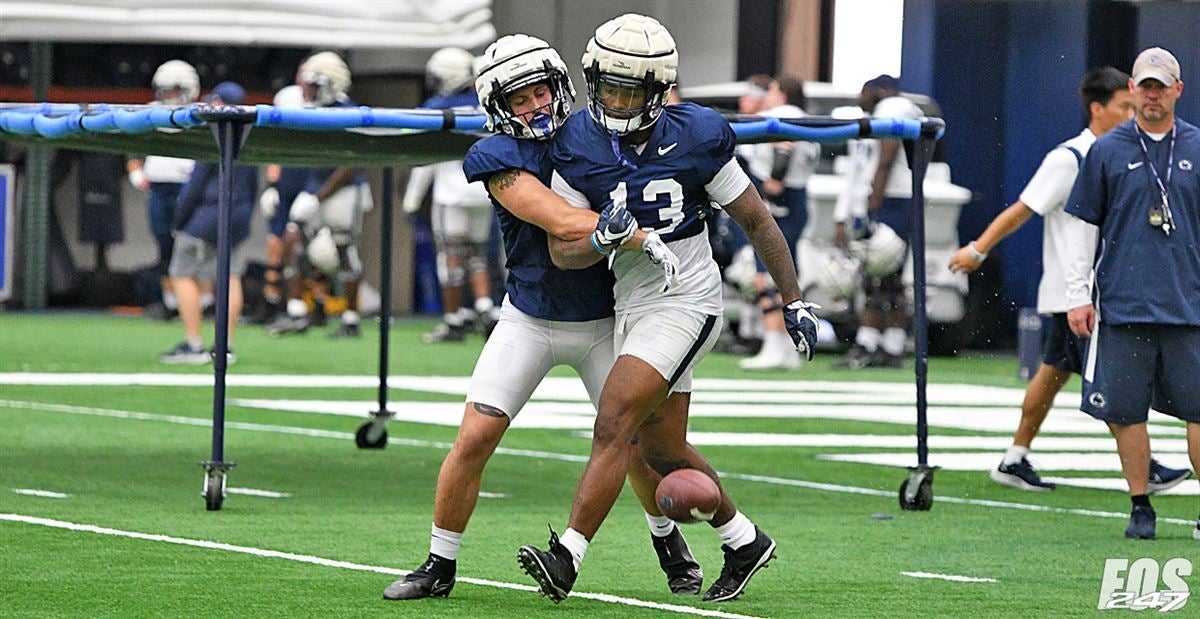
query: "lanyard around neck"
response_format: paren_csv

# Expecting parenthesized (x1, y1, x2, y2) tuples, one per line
(1136, 124, 1176, 201)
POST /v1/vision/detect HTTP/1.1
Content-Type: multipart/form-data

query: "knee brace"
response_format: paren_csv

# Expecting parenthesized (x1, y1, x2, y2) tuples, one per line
(464, 241, 489, 276)
(438, 240, 469, 288)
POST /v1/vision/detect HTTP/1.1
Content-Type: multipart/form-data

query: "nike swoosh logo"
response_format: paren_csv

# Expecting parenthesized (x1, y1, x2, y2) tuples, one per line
(658, 143, 678, 156)
(1128, 161, 1144, 170)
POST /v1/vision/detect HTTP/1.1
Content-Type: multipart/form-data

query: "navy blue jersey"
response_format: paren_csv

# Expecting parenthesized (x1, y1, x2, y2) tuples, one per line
(305, 98, 367, 193)
(549, 103, 736, 242)
(1066, 119, 1200, 326)
(420, 91, 480, 111)
(463, 134, 615, 322)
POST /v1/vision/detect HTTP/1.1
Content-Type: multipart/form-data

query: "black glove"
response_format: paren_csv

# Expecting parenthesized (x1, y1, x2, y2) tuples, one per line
(783, 299, 821, 361)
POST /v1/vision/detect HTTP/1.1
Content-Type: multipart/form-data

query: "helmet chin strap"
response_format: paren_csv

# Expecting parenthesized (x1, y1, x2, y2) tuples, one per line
(609, 130, 638, 170)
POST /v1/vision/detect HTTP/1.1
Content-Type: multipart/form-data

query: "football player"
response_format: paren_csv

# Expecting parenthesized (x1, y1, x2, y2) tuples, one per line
(266, 51, 373, 338)
(518, 14, 819, 604)
(383, 34, 701, 602)
(128, 60, 200, 321)
(402, 47, 502, 343)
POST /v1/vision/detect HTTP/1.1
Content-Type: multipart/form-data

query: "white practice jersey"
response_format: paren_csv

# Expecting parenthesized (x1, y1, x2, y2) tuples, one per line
(746, 104, 820, 189)
(403, 161, 491, 212)
(834, 96, 922, 222)
(142, 156, 194, 184)
(1018, 128, 1100, 313)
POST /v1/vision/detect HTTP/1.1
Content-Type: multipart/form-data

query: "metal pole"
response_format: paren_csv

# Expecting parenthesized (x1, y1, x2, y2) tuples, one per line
(22, 41, 52, 309)
(910, 134, 934, 467)
(377, 168, 395, 413)
(356, 167, 395, 448)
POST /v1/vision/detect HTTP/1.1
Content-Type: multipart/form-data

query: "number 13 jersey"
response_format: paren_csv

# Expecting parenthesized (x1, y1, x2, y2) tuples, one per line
(550, 103, 751, 314)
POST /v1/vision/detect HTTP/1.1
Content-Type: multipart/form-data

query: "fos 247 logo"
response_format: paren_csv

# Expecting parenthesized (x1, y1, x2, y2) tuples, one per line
(1098, 558, 1191, 612)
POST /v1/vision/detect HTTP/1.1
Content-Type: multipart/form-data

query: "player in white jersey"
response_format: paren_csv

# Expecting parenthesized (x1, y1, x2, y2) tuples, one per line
(832, 75, 922, 369)
(948, 66, 1189, 494)
(741, 75, 820, 370)
(402, 47, 502, 343)
(128, 60, 199, 320)
(519, 14, 820, 604)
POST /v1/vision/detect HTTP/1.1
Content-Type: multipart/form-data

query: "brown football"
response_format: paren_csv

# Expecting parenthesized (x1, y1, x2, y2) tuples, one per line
(655, 469, 721, 524)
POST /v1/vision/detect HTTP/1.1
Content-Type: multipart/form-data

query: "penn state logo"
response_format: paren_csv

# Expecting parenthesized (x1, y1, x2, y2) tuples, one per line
(1089, 392, 1108, 409)
(1179, 159, 1193, 171)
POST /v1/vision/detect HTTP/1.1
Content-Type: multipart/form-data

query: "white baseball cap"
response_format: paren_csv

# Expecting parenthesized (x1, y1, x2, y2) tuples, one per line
(1132, 47, 1181, 86)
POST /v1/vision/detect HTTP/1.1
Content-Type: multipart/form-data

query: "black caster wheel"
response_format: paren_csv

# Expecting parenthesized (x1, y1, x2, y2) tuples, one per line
(355, 422, 388, 449)
(205, 483, 224, 511)
(898, 477, 933, 511)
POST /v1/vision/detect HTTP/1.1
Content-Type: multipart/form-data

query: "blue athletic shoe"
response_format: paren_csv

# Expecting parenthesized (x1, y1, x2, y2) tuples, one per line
(1125, 505, 1156, 540)
(1147, 459, 1192, 495)
(990, 457, 1056, 491)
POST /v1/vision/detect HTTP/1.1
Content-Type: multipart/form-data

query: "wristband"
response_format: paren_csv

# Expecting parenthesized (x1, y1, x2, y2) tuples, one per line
(590, 234, 611, 255)
(967, 242, 988, 262)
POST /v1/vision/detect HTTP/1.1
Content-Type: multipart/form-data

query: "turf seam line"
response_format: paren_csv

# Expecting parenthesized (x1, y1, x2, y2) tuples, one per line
(0, 513, 765, 619)
(2, 398, 1195, 528)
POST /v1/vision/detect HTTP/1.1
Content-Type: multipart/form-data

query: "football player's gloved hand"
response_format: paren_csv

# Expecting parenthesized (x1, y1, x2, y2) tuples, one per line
(259, 186, 280, 219)
(289, 191, 320, 224)
(783, 299, 821, 361)
(642, 232, 679, 293)
(590, 202, 638, 253)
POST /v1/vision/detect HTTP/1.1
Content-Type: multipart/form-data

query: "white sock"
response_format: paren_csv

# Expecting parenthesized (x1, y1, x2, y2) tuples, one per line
(341, 310, 359, 326)
(430, 525, 463, 561)
(474, 296, 495, 315)
(882, 327, 907, 356)
(200, 292, 214, 309)
(162, 293, 178, 310)
(645, 512, 677, 538)
(1003, 444, 1029, 466)
(457, 307, 478, 323)
(855, 326, 882, 352)
(714, 511, 757, 550)
(186, 336, 204, 351)
(770, 331, 795, 355)
(559, 528, 589, 571)
(287, 299, 308, 318)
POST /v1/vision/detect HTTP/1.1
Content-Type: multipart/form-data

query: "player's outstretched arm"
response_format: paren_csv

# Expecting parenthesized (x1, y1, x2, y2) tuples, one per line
(487, 169, 597, 241)
(948, 201, 1035, 273)
(722, 185, 802, 303)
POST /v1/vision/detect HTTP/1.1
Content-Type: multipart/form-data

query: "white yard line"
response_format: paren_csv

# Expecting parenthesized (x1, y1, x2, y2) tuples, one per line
(900, 571, 997, 583)
(2, 398, 1195, 528)
(11, 488, 68, 499)
(0, 513, 764, 619)
(226, 487, 291, 498)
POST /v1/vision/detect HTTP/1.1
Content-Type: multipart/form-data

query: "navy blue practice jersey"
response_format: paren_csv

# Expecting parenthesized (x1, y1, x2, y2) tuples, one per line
(463, 134, 616, 322)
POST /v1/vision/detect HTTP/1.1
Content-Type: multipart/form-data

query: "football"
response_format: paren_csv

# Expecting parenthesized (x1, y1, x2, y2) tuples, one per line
(655, 468, 721, 524)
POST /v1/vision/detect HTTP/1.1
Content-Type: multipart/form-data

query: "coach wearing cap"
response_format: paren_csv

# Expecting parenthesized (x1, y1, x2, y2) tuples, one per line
(1064, 47, 1200, 540)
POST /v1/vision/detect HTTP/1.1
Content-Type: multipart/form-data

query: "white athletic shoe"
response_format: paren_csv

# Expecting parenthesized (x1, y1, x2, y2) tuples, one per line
(739, 348, 801, 371)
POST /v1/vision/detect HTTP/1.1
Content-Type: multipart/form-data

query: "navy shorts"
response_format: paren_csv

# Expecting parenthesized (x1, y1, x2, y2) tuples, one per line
(1081, 323, 1200, 424)
(875, 196, 910, 243)
(268, 167, 309, 237)
(1041, 313, 1087, 374)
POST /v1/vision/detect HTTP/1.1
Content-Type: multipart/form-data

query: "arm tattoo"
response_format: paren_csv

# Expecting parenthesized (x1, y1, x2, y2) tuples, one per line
(473, 402, 508, 418)
(490, 169, 520, 193)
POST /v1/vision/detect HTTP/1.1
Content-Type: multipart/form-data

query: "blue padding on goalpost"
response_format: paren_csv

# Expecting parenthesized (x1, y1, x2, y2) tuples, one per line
(254, 105, 489, 132)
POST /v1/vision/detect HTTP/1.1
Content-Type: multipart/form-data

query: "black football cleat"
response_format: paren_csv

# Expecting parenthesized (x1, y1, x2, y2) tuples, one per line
(383, 554, 456, 600)
(702, 526, 776, 602)
(518, 527, 577, 603)
(652, 528, 703, 594)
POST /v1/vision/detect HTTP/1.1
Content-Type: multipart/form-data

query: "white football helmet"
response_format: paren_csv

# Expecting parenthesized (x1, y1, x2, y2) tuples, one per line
(818, 252, 863, 300)
(300, 51, 351, 107)
(152, 60, 200, 105)
(849, 222, 908, 277)
(426, 47, 476, 96)
(582, 13, 678, 135)
(475, 34, 575, 140)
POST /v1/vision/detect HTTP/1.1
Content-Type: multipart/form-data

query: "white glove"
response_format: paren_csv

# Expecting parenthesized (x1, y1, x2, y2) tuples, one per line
(289, 191, 320, 224)
(259, 186, 280, 219)
(127, 168, 148, 190)
(641, 232, 679, 293)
